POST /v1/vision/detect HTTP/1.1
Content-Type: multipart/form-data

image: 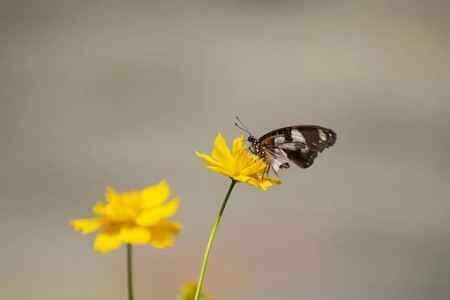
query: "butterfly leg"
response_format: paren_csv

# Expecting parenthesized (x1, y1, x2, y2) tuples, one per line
(261, 160, 271, 179)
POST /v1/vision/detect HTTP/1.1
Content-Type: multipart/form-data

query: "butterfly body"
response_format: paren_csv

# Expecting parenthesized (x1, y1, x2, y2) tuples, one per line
(247, 125, 337, 174)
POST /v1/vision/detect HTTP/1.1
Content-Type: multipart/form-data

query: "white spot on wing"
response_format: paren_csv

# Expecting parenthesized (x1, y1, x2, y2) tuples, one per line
(318, 129, 327, 142)
(280, 142, 305, 151)
(274, 136, 285, 145)
(291, 129, 306, 143)
(269, 148, 290, 173)
(271, 159, 281, 173)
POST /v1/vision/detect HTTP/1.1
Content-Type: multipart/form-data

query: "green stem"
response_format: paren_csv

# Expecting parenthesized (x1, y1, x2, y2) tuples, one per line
(126, 244, 134, 300)
(194, 179, 237, 300)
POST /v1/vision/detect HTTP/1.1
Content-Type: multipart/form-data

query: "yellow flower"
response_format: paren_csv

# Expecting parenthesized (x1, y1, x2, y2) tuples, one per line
(71, 180, 182, 253)
(196, 133, 280, 190)
(178, 282, 213, 300)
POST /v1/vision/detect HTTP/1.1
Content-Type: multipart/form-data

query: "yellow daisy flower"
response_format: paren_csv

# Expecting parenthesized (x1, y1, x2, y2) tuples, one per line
(195, 133, 280, 190)
(71, 180, 182, 253)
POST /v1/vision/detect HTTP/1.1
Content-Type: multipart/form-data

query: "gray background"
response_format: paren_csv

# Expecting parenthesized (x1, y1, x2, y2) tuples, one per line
(1, 1, 450, 299)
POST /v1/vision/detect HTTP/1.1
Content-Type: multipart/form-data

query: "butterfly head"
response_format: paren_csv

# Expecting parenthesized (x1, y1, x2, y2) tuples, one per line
(247, 135, 257, 143)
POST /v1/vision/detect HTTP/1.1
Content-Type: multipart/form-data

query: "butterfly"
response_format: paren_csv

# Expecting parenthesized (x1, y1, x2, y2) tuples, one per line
(235, 117, 337, 175)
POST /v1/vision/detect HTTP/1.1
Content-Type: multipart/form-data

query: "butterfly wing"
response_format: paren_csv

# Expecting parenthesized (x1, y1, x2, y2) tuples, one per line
(259, 125, 336, 169)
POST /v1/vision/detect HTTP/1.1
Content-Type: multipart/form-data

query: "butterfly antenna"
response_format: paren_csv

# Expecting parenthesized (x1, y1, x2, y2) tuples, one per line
(234, 122, 252, 136)
(234, 116, 253, 136)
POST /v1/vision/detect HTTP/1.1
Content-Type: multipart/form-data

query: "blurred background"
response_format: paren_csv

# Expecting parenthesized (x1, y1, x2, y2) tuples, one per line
(1, 1, 450, 299)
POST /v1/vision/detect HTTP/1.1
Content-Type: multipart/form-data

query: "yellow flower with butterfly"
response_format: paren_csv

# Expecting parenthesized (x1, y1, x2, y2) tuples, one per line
(195, 133, 280, 190)
(193, 132, 280, 300)
(193, 119, 337, 300)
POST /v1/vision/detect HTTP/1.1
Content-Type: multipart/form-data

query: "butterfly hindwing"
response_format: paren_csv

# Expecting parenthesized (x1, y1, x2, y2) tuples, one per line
(284, 148, 318, 168)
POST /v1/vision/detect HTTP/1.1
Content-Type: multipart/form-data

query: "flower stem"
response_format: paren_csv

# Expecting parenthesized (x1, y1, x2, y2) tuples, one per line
(194, 179, 237, 300)
(126, 244, 134, 300)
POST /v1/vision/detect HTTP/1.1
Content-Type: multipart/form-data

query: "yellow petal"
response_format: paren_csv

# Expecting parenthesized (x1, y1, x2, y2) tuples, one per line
(140, 180, 170, 208)
(246, 176, 281, 191)
(206, 165, 233, 178)
(119, 225, 151, 244)
(105, 186, 119, 203)
(136, 198, 180, 226)
(71, 218, 102, 234)
(107, 204, 136, 222)
(232, 174, 252, 183)
(121, 190, 141, 208)
(195, 151, 223, 169)
(92, 202, 107, 216)
(241, 153, 265, 169)
(94, 231, 123, 253)
(211, 134, 233, 165)
(231, 136, 245, 155)
(149, 221, 182, 249)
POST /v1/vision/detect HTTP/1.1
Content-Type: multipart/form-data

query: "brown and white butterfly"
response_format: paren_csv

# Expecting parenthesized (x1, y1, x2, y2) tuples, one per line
(235, 118, 337, 175)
